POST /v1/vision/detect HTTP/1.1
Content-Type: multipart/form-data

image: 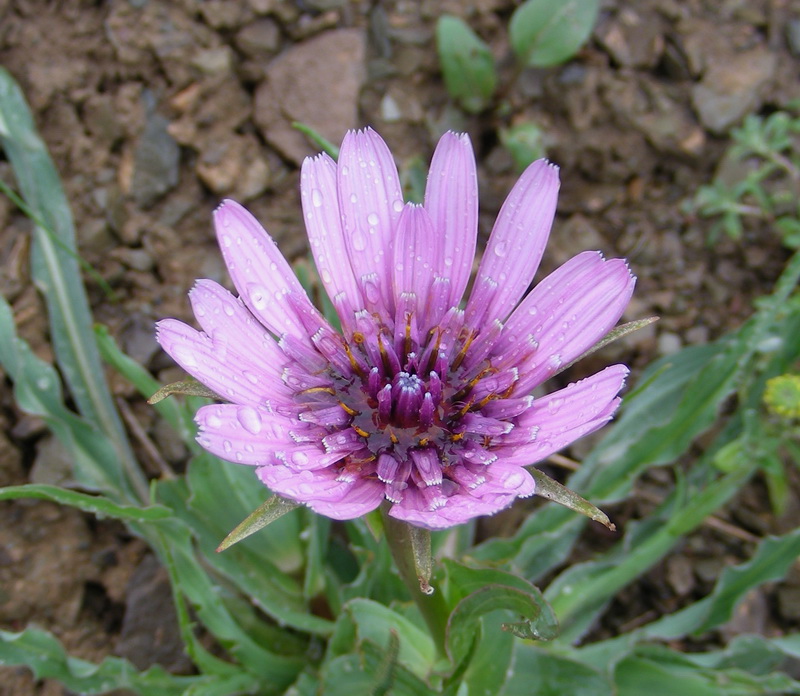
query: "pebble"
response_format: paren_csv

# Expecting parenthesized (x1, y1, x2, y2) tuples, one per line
(254, 28, 367, 164)
(132, 97, 180, 208)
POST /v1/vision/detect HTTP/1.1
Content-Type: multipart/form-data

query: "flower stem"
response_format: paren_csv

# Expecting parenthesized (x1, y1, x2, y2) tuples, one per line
(380, 506, 449, 658)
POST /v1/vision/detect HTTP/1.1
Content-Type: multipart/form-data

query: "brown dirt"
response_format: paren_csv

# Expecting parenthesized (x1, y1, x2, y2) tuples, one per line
(1, 0, 799, 693)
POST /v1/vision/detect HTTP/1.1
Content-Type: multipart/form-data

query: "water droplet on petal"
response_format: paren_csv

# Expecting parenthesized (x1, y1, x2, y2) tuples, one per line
(311, 188, 323, 207)
(367, 212, 379, 226)
(352, 231, 367, 251)
(292, 450, 309, 466)
(249, 285, 268, 310)
(494, 241, 508, 257)
(237, 406, 263, 434)
(321, 269, 332, 284)
(444, 256, 453, 267)
(172, 344, 199, 368)
(350, 192, 358, 204)
(223, 440, 233, 453)
(393, 199, 404, 212)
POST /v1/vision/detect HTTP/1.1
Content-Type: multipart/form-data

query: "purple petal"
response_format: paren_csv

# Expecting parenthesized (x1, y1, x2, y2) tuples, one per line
(156, 318, 293, 406)
(389, 461, 534, 530)
(337, 128, 404, 317)
(465, 160, 560, 326)
(423, 131, 478, 308)
(196, 403, 329, 468)
(301, 153, 363, 327)
(256, 465, 385, 519)
(189, 279, 289, 385)
(496, 364, 629, 465)
(498, 252, 635, 393)
(213, 200, 328, 343)
(392, 204, 439, 330)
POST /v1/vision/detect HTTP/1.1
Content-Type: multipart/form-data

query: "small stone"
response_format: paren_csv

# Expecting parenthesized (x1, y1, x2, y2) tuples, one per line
(131, 102, 180, 208)
(691, 48, 777, 134)
(254, 28, 367, 164)
(196, 134, 270, 200)
(191, 46, 234, 76)
(235, 18, 281, 57)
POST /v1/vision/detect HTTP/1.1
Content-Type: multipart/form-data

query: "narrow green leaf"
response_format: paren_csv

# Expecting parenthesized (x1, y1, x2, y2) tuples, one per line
(0, 68, 146, 502)
(148, 379, 221, 404)
(0, 297, 127, 494)
(292, 121, 339, 159)
(504, 643, 612, 696)
(436, 15, 497, 113)
(0, 484, 171, 522)
(510, 0, 600, 68)
(409, 525, 433, 595)
(528, 467, 616, 530)
(218, 495, 301, 551)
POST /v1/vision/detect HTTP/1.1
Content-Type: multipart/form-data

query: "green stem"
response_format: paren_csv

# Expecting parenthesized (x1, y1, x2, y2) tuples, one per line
(381, 507, 449, 658)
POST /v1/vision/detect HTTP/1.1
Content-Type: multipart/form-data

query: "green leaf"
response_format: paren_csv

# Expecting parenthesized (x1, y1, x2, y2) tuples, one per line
(503, 643, 612, 696)
(0, 296, 128, 495)
(436, 15, 497, 113)
(527, 467, 615, 529)
(147, 379, 221, 404)
(0, 626, 202, 695)
(292, 121, 339, 159)
(510, 0, 600, 67)
(0, 484, 171, 522)
(640, 529, 800, 640)
(0, 67, 146, 502)
(500, 122, 547, 171)
(345, 598, 436, 679)
(443, 561, 558, 667)
(217, 494, 300, 551)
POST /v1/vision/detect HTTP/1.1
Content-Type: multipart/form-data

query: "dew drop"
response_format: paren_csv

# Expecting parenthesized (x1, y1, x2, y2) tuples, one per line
(223, 303, 235, 317)
(207, 413, 223, 428)
(367, 212, 380, 226)
(321, 269, 332, 284)
(393, 199, 404, 212)
(311, 188, 323, 207)
(223, 440, 233, 453)
(195, 304, 206, 317)
(350, 192, 358, 204)
(249, 285, 268, 310)
(221, 235, 232, 247)
(242, 370, 260, 385)
(352, 231, 367, 251)
(237, 406, 263, 434)
(36, 376, 49, 390)
(340, 165, 349, 176)
(172, 344, 199, 368)
(494, 241, 508, 257)
(292, 451, 309, 466)
(444, 256, 453, 267)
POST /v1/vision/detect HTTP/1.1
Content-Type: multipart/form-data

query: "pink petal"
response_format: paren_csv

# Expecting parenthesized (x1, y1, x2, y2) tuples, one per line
(301, 153, 363, 327)
(256, 465, 385, 519)
(156, 318, 292, 406)
(496, 364, 628, 466)
(499, 252, 635, 393)
(465, 160, 560, 326)
(392, 204, 439, 330)
(423, 131, 478, 308)
(337, 128, 404, 317)
(189, 279, 289, 387)
(213, 200, 329, 343)
(196, 403, 329, 468)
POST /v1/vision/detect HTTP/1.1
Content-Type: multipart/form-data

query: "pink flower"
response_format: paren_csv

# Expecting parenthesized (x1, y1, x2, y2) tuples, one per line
(156, 128, 635, 530)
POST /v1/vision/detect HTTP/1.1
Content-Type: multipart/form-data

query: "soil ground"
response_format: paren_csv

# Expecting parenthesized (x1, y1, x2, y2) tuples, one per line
(1, 0, 800, 693)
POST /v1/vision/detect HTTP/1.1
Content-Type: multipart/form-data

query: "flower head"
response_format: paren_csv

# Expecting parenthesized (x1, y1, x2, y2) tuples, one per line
(156, 128, 635, 530)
